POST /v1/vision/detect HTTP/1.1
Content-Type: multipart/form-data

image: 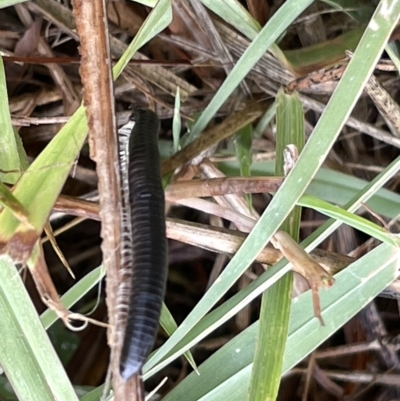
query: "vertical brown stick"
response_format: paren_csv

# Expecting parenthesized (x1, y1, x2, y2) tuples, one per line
(72, 1, 140, 399)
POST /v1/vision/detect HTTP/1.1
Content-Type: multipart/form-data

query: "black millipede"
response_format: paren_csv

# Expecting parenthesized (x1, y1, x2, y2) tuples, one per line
(117, 108, 167, 381)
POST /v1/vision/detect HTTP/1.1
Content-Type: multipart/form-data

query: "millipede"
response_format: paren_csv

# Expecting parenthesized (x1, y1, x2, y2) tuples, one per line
(117, 108, 167, 381)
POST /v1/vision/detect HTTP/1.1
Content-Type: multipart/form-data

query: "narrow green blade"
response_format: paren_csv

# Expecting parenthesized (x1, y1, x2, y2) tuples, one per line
(248, 88, 305, 401)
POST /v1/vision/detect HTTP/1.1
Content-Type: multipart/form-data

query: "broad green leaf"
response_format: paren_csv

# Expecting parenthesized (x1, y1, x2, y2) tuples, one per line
(0, 107, 88, 239)
(0, 255, 79, 401)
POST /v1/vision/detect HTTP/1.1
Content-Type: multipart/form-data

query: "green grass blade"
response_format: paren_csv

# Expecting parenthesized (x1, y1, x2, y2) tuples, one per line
(0, 58, 22, 185)
(190, 0, 313, 138)
(274, 89, 305, 234)
(179, 111, 202, 149)
(248, 88, 304, 401)
(160, 303, 198, 373)
(0, 0, 28, 8)
(40, 265, 106, 329)
(307, 168, 400, 219)
(282, 27, 364, 73)
(298, 195, 400, 246)
(0, 181, 29, 222)
(386, 43, 400, 72)
(80, 385, 105, 401)
(297, 155, 400, 256)
(275, 89, 305, 242)
(112, 0, 172, 79)
(248, 275, 292, 401)
(0, 256, 78, 401)
(234, 123, 252, 207)
(321, 0, 374, 22)
(172, 87, 181, 153)
(0, 107, 88, 238)
(129, 0, 157, 6)
(201, 0, 260, 40)
(221, 161, 400, 220)
(234, 125, 252, 178)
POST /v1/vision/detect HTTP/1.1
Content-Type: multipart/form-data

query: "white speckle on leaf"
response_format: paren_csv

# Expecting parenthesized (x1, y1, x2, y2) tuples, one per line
(369, 20, 379, 31)
(380, 0, 395, 17)
(235, 348, 241, 353)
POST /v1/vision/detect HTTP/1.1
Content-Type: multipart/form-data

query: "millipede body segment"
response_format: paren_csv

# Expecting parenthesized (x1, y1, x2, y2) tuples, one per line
(118, 108, 167, 381)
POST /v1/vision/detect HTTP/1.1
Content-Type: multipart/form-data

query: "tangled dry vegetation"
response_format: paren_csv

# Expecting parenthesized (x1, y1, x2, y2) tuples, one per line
(1, 1, 400, 400)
